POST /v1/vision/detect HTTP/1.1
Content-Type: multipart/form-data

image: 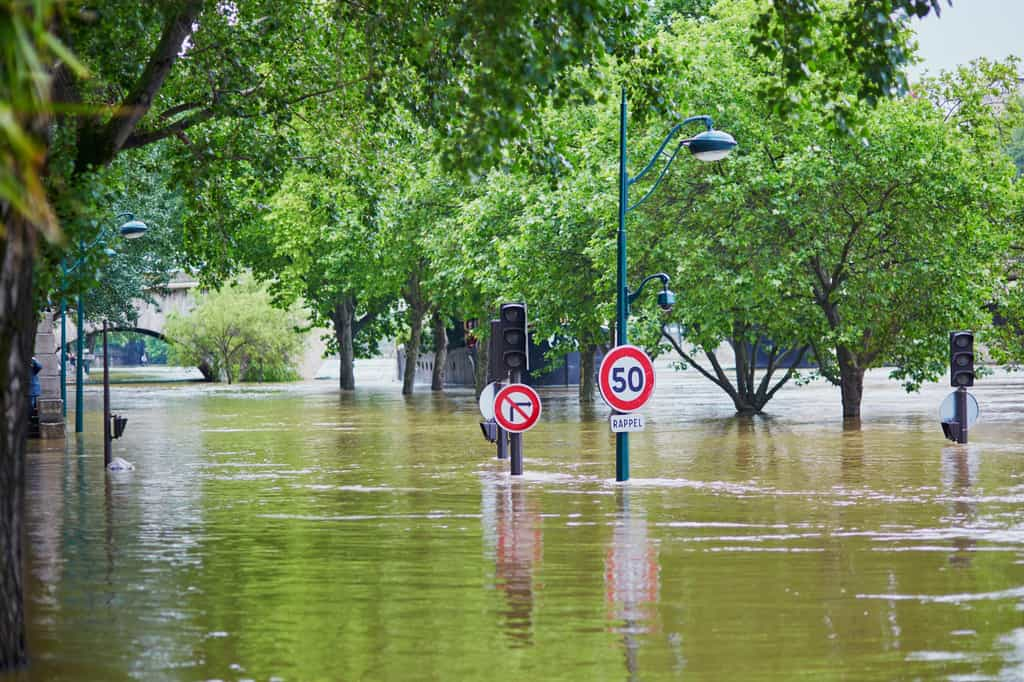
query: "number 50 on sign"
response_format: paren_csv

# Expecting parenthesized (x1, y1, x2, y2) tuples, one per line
(598, 345, 655, 414)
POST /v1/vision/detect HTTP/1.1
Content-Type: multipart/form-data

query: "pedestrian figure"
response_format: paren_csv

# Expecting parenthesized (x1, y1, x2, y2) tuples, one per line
(29, 356, 42, 414)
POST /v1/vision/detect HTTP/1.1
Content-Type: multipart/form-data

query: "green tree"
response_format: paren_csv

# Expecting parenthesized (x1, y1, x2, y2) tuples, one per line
(0, 1, 78, 668)
(375, 141, 462, 396)
(754, 0, 949, 131)
(53, 144, 186, 327)
(0, 0, 974, 666)
(164, 278, 305, 383)
(263, 162, 397, 392)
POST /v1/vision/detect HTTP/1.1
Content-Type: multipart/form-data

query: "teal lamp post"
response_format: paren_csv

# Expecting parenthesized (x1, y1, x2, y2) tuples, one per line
(60, 212, 148, 433)
(615, 88, 737, 482)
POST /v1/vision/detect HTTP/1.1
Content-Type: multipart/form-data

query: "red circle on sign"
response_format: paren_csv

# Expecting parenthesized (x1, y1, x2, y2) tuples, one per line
(598, 345, 655, 413)
(493, 384, 542, 433)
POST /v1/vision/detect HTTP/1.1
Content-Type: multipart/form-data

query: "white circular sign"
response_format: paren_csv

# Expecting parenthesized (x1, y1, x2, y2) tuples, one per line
(598, 345, 655, 413)
(479, 382, 500, 420)
(939, 391, 980, 427)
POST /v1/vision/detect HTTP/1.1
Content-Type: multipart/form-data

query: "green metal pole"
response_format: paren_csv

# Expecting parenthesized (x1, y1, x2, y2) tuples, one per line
(75, 293, 84, 433)
(103, 320, 111, 467)
(75, 239, 85, 434)
(616, 87, 630, 482)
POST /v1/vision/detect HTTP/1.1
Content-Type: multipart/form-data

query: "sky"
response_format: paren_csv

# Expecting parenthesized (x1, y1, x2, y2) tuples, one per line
(911, 0, 1023, 76)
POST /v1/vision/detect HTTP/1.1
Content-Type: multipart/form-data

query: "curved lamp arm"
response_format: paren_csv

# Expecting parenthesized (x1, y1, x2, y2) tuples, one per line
(62, 212, 136, 276)
(627, 272, 671, 306)
(627, 116, 714, 212)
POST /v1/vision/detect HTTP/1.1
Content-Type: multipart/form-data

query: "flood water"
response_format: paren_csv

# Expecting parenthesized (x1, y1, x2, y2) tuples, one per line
(12, 364, 1024, 681)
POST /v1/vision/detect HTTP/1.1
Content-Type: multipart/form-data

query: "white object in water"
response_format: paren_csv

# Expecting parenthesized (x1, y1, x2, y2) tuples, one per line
(107, 457, 134, 471)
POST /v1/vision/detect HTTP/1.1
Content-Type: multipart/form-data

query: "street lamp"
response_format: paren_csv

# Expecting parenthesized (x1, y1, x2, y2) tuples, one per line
(59, 212, 148, 434)
(614, 88, 737, 482)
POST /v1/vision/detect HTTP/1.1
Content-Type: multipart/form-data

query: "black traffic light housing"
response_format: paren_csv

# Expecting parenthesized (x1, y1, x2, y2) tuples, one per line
(950, 331, 974, 387)
(499, 303, 529, 374)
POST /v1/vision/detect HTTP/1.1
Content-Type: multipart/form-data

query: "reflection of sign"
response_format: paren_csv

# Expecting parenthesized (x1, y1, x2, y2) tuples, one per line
(599, 345, 655, 413)
(610, 413, 645, 433)
(494, 384, 542, 433)
(939, 391, 980, 427)
(479, 381, 500, 420)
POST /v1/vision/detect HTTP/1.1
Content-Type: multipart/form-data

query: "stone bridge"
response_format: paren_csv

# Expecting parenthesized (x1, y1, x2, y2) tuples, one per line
(58, 272, 328, 379)
(61, 271, 196, 349)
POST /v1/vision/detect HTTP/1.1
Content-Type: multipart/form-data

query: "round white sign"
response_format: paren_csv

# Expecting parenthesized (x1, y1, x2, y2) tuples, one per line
(478, 382, 500, 420)
(939, 391, 980, 427)
(598, 345, 655, 414)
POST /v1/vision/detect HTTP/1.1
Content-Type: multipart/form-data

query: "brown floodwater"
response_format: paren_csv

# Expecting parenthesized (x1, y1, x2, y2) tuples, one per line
(9, 365, 1024, 680)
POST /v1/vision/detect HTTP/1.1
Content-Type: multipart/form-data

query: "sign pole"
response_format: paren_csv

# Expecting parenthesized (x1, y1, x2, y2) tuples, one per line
(510, 370, 523, 475)
(955, 385, 968, 444)
(495, 381, 507, 460)
(599, 345, 656, 481)
(493, 382, 540, 475)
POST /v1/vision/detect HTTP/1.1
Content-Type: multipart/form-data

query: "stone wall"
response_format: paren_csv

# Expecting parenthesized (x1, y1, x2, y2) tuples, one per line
(33, 312, 64, 439)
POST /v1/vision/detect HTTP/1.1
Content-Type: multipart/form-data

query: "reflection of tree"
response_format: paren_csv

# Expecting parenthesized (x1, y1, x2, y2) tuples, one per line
(705, 416, 778, 474)
(605, 489, 660, 680)
(24, 443, 67, 608)
(941, 445, 979, 568)
(839, 429, 865, 487)
(484, 479, 542, 646)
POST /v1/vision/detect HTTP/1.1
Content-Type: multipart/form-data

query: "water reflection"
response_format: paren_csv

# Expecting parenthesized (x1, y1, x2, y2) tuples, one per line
(14, 369, 1024, 681)
(839, 429, 865, 486)
(605, 489, 660, 679)
(940, 445, 979, 568)
(482, 478, 542, 646)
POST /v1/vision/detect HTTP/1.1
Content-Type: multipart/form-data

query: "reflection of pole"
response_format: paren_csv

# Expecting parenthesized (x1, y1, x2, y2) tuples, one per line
(510, 369, 523, 475)
(607, 488, 660, 680)
(494, 481, 540, 644)
(955, 386, 968, 444)
(103, 320, 111, 467)
(941, 445, 978, 568)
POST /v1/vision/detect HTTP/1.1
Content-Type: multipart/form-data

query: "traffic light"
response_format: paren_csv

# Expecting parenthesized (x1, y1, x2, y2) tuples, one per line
(499, 303, 528, 374)
(950, 331, 974, 387)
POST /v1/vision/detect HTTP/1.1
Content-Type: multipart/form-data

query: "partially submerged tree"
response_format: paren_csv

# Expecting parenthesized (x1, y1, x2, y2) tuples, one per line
(165, 278, 305, 383)
(631, 4, 1020, 419)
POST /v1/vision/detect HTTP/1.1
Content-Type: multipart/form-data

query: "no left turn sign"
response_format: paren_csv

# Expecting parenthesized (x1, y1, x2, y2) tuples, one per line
(493, 384, 542, 433)
(599, 345, 655, 413)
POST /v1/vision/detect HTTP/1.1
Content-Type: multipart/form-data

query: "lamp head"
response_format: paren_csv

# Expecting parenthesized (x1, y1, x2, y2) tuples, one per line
(118, 215, 148, 239)
(657, 289, 676, 312)
(688, 129, 737, 162)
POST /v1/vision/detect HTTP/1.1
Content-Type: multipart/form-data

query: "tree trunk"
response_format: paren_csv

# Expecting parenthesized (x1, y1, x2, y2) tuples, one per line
(402, 306, 426, 396)
(579, 343, 596, 404)
(837, 346, 864, 420)
(430, 312, 447, 391)
(0, 211, 36, 670)
(332, 296, 356, 391)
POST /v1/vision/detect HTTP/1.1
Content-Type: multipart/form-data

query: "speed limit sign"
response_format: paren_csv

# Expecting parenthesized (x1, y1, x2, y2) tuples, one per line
(598, 345, 655, 413)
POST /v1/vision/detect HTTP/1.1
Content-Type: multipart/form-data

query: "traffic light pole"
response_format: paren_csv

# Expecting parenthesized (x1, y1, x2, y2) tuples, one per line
(955, 385, 968, 444)
(509, 370, 523, 476)
(495, 381, 507, 460)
